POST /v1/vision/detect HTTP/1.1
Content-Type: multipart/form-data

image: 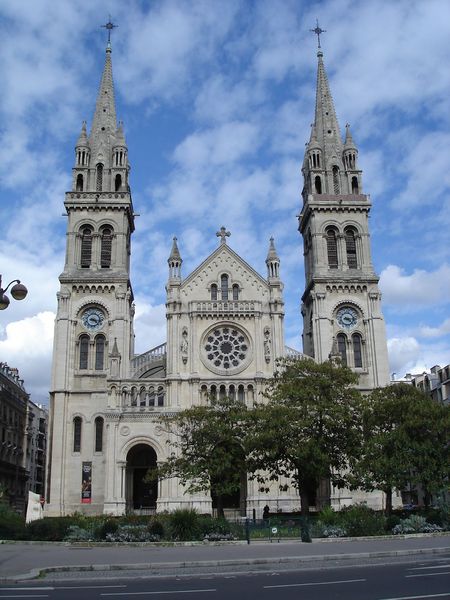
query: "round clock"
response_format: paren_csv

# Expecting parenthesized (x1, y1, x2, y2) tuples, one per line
(337, 307, 358, 330)
(82, 308, 105, 331)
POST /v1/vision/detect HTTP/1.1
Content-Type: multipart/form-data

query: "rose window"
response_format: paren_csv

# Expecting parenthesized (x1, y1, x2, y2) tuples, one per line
(204, 326, 250, 371)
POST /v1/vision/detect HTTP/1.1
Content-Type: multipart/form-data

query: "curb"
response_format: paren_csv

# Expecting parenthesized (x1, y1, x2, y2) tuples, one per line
(3, 546, 450, 584)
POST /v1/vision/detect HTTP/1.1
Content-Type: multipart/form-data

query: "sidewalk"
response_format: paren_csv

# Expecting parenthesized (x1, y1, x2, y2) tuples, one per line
(1, 534, 450, 582)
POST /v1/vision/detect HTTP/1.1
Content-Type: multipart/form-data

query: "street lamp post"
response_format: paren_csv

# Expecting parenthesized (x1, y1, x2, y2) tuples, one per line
(0, 275, 28, 310)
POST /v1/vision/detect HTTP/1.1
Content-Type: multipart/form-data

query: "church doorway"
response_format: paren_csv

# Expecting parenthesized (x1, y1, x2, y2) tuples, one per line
(126, 444, 158, 513)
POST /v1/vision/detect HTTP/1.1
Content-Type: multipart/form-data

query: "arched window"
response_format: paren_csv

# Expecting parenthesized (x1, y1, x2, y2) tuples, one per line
(95, 335, 105, 370)
(76, 174, 83, 191)
(229, 384, 235, 400)
(211, 284, 218, 301)
(140, 388, 146, 407)
(73, 417, 82, 452)
(326, 228, 338, 269)
(210, 385, 217, 401)
(351, 176, 359, 194)
(352, 333, 363, 368)
(314, 175, 322, 194)
(221, 274, 229, 301)
(80, 226, 93, 268)
(157, 386, 164, 407)
(96, 163, 103, 192)
(345, 228, 358, 269)
(337, 333, 347, 366)
(332, 165, 340, 194)
(232, 284, 239, 301)
(100, 227, 112, 268)
(79, 335, 89, 370)
(148, 387, 155, 406)
(94, 417, 103, 452)
(115, 174, 122, 192)
(219, 385, 226, 400)
(237, 385, 245, 403)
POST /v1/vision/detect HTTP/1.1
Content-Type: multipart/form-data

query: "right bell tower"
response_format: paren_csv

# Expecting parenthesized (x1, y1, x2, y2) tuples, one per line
(299, 35, 390, 390)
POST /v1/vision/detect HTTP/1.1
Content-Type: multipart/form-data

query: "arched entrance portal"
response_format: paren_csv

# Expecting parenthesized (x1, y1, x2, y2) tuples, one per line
(126, 444, 158, 513)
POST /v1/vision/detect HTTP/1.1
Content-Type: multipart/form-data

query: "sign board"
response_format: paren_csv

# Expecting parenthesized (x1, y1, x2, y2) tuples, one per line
(81, 461, 92, 503)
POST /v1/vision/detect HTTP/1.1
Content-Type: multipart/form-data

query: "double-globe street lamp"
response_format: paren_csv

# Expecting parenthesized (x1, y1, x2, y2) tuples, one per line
(0, 275, 28, 310)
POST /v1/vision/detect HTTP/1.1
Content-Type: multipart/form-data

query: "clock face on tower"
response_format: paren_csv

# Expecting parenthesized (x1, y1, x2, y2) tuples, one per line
(336, 307, 358, 330)
(82, 308, 105, 332)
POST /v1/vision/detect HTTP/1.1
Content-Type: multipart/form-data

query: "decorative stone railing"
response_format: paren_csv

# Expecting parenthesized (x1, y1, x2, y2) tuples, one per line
(192, 300, 260, 315)
(131, 343, 166, 372)
(109, 380, 166, 409)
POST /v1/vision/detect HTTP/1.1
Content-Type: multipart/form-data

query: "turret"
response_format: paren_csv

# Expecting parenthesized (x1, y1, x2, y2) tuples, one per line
(343, 123, 362, 194)
(266, 237, 280, 280)
(167, 237, 182, 281)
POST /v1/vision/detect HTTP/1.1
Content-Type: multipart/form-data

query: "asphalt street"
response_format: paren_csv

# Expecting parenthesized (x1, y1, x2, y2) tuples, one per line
(0, 555, 450, 599)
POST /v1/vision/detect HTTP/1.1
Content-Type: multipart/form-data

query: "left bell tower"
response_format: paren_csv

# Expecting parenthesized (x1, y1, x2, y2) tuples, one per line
(47, 31, 135, 515)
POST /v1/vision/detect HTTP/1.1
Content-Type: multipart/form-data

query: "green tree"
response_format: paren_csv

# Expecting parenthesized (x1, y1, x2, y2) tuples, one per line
(152, 395, 250, 518)
(351, 384, 450, 514)
(249, 357, 364, 517)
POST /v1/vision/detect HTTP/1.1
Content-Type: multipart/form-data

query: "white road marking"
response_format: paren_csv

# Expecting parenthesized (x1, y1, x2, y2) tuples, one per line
(379, 593, 450, 600)
(406, 572, 450, 578)
(264, 577, 366, 588)
(101, 589, 216, 596)
(408, 565, 450, 571)
(0, 595, 49, 598)
(59, 585, 127, 589)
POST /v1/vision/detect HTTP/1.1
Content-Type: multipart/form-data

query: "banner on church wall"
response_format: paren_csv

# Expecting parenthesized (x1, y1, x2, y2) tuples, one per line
(81, 462, 92, 504)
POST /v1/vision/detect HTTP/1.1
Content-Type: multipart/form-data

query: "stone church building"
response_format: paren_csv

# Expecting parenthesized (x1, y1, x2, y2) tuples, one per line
(46, 38, 390, 516)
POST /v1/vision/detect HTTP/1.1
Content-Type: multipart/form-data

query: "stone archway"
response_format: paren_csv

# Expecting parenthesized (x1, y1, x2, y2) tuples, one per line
(126, 443, 158, 512)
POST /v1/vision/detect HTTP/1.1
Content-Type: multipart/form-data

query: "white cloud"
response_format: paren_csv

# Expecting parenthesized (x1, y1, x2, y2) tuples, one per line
(380, 264, 450, 310)
(133, 301, 166, 355)
(419, 318, 450, 339)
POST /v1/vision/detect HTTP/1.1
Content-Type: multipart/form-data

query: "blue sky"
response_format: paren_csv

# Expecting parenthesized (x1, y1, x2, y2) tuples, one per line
(0, 0, 449, 403)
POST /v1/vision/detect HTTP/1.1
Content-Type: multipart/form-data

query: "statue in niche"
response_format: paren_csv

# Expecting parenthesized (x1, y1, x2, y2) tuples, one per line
(264, 328, 271, 363)
(180, 329, 189, 364)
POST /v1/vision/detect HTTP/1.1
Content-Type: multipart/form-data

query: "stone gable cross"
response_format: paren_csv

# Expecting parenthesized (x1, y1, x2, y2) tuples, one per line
(216, 226, 231, 245)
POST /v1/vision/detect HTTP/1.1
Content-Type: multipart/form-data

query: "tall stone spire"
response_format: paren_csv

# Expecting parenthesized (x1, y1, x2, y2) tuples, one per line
(90, 44, 117, 141)
(313, 48, 342, 160)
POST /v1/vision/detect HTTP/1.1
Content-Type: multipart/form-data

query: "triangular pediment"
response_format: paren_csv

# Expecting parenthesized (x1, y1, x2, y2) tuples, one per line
(181, 244, 269, 301)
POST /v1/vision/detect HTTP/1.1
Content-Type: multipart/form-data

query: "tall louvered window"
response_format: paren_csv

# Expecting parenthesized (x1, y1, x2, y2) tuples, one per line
(96, 163, 103, 191)
(94, 417, 104, 452)
(337, 333, 347, 366)
(332, 165, 340, 194)
(80, 227, 93, 268)
(345, 228, 358, 269)
(73, 417, 82, 452)
(79, 335, 89, 369)
(352, 333, 363, 368)
(95, 335, 105, 370)
(221, 274, 229, 301)
(100, 227, 112, 268)
(326, 228, 338, 269)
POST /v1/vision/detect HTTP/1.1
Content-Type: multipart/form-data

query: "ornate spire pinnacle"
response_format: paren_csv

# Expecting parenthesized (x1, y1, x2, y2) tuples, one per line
(110, 338, 120, 357)
(313, 46, 342, 157)
(216, 227, 230, 245)
(168, 237, 182, 262)
(90, 37, 117, 143)
(76, 121, 88, 147)
(266, 237, 280, 280)
(344, 123, 357, 150)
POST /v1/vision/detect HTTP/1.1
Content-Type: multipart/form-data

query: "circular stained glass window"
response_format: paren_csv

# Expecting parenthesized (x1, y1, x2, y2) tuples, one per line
(202, 325, 251, 373)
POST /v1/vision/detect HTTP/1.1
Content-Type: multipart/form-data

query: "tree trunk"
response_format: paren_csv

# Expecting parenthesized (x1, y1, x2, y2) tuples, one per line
(216, 494, 225, 519)
(299, 487, 310, 517)
(384, 487, 393, 516)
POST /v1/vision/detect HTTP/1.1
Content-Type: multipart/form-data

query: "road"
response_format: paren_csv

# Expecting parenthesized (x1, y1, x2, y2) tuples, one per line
(0, 554, 449, 599)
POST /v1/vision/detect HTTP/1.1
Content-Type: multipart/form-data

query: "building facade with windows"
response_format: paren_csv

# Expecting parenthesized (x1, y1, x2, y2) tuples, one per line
(47, 40, 390, 516)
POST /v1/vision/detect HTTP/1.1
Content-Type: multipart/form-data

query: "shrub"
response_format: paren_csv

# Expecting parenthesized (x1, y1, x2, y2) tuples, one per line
(318, 505, 338, 526)
(169, 509, 201, 541)
(106, 524, 160, 542)
(200, 516, 236, 541)
(147, 518, 165, 539)
(0, 504, 26, 540)
(385, 515, 401, 531)
(321, 525, 348, 538)
(25, 517, 76, 541)
(393, 515, 443, 535)
(339, 503, 386, 537)
(64, 525, 92, 542)
(94, 518, 119, 540)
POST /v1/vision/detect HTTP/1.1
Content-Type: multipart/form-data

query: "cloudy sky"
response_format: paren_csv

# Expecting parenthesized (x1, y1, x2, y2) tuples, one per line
(0, 0, 449, 403)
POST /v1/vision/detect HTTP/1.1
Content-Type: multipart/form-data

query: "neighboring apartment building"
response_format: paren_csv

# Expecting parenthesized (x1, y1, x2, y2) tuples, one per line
(26, 401, 48, 498)
(0, 362, 29, 512)
(410, 365, 450, 405)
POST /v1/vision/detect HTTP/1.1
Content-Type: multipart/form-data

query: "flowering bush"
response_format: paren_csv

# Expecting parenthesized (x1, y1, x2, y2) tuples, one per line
(392, 515, 443, 535)
(64, 525, 93, 541)
(105, 524, 160, 542)
(320, 525, 348, 538)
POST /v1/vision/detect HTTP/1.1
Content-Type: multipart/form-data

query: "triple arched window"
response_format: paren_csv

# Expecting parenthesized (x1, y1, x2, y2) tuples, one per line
(210, 275, 240, 301)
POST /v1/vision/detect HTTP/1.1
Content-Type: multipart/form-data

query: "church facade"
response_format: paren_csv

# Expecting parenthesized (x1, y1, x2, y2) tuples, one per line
(46, 39, 390, 517)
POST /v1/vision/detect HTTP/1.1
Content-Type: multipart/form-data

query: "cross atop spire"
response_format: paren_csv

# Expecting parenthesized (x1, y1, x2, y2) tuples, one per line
(310, 19, 326, 49)
(101, 16, 118, 48)
(216, 227, 231, 245)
